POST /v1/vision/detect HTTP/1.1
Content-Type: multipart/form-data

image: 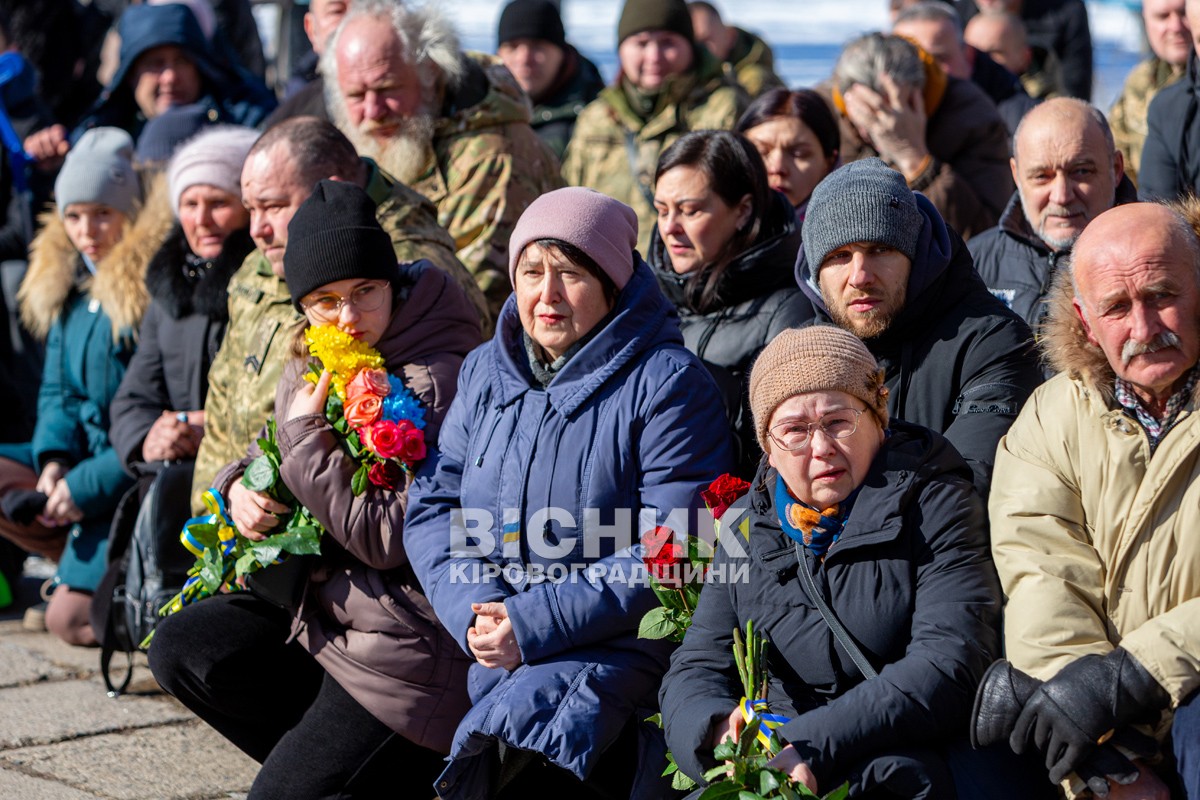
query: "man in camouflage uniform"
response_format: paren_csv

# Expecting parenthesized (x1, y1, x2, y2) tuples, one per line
(1108, 0, 1190, 187)
(687, 1, 783, 98)
(191, 116, 488, 512)
(563, 0, 745, 254)
(324, 0, 562, 317)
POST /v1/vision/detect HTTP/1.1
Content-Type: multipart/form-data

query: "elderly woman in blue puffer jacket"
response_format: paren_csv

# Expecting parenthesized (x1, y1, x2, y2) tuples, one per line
(405, 187, 735, 800)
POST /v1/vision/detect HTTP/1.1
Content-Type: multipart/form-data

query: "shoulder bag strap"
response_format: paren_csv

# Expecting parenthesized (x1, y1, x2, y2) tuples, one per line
(794, 542, 879, 681)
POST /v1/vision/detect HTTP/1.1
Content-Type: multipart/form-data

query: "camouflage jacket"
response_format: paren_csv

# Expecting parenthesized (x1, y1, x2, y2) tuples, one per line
(724, 28, 785, 99)
(412, 52, 564, 318)
(562, 49, 745, 254)
(192, 161, 494, 512)
(1110, 56, 1183, 188)
(1019, 45, 1064, 101)
(191, 251, 297, 513)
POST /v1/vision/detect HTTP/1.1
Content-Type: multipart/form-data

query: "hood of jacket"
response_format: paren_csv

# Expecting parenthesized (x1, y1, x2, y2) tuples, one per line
(377, 259, 484, 370)
(534, 47, 606, 121)
(599, 45, 734, 134)
(488, 257, 682, 415)
(650, 190, 802, 314)
(436, 51, 533, 138)
(145, 224, 254, 321)
(996, 174, 1140, 255)
(106, 3, 225, 105)
(19, 170, 174, 341)
(1041, 194, 1200, 405)
(795, 192, 978, 354)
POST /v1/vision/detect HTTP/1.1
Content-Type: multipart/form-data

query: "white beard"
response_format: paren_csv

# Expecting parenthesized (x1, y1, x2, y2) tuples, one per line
(328, 94, 437, 186)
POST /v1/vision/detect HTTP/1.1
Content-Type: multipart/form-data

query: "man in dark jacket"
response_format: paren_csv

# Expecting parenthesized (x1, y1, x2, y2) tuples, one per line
(795, 157, 1041, 496)
(969, 98, 1135, 330)
(956, 0, 1093, 100)
(1141, 1, 1200, 202)
(262, 0, 348, 128)
(495, 0, 604, 162)
(23, 3, 275, 170)
(687, 1, 783, 98)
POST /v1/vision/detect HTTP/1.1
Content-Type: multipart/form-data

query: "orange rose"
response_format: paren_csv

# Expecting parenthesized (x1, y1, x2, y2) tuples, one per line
(346, 368, 391, 399)
(344, 393, 383, 429)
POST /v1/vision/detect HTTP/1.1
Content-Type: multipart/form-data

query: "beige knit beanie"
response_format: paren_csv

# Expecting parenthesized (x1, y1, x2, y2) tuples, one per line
(749, 325, 890, 452)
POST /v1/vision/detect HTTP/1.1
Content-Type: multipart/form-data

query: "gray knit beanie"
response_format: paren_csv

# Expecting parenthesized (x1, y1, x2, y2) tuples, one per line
(167, 125, 260, 217)
(802, 158, 923, 283)
(55, 127, 141, 218)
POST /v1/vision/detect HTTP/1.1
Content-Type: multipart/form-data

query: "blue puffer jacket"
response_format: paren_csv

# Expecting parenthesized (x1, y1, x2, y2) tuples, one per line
(406, 259, 736, 799)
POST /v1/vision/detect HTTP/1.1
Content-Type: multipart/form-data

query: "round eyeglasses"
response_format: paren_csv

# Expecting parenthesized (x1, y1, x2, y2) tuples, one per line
(768, 408, 866, 452)
(301, 282, 390, 323)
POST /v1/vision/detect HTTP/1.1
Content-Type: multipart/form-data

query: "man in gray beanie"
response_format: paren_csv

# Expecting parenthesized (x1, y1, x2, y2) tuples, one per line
(795, 157, 1041, 496)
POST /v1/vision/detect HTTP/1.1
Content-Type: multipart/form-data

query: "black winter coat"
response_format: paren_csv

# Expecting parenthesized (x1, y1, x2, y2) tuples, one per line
(528, 47, 605, 162)
(660, 422, 1001, 791)
(108, 225, 254, 474)
(969, 51, 1038, 139)
(1140, 53, 1200, 202)
(650, 191, 808, 474)
(968, 176, 1138, 329)
(794, 194, 1041, 497)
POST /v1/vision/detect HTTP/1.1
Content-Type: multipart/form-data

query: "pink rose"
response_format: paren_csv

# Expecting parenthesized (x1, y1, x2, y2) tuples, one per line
(346, 368, 391, 399)
(395, 420, 426, 463)
(363, 420, 406, 459)
(344, 393, 382, 429)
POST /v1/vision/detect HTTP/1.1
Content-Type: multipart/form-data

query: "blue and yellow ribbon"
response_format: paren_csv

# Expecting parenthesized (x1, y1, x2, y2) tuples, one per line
(740, 697, 790, 751)
(180, 489, 238, 559)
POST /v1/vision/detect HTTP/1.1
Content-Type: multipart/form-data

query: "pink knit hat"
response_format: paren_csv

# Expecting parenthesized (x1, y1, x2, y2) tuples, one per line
(508, 187, 638, 290)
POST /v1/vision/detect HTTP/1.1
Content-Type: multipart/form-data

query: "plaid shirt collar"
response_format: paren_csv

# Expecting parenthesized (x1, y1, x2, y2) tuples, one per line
(1114, 367, 1199, 450)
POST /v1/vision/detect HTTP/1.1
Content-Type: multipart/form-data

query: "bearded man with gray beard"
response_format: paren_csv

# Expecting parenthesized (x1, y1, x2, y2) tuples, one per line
(968, 98, 1138, 330)
(794, 157, 1041, 496)
(324, 0, 564, 317)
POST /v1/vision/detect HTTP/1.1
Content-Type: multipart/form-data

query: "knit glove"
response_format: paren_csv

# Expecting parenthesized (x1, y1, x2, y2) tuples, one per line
(973, 659, 1159, 797)
(1010, 649, 1170, 785)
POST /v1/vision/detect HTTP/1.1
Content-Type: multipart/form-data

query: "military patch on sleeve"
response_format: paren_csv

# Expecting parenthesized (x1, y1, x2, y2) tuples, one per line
(988, 288, 1016, 309)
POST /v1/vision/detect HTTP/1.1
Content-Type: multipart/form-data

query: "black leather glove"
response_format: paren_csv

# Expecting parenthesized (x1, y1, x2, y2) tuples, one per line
(0, 489, 48, 525)
(1010, 649, 1170, 784)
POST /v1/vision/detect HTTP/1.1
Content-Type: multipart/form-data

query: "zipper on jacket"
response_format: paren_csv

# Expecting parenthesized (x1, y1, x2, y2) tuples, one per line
(474, 412, 505, 467)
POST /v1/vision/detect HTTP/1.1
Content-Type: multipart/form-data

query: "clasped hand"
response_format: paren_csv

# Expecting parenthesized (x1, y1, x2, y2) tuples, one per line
(468, 601, 522, 671)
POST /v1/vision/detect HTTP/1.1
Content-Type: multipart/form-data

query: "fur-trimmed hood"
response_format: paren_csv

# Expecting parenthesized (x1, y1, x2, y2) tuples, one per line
(145, 224, 253, 321)
(19, 171, 175, 341)
(1041, 196, 1200, 405)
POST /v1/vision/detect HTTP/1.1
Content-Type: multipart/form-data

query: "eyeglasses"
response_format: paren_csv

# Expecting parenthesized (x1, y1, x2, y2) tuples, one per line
(301, 282, 389, 322)
(768, 408, 866, 452)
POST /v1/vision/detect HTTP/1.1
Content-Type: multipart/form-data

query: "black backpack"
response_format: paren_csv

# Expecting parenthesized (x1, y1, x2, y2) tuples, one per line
(91, 461, 196, 695)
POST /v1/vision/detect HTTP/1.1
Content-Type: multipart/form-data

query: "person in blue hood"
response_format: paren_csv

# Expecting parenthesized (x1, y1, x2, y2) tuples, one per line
(793, 157, 1042, 497)
(405, 186, 735, 799)
(23, 3, 274, 170)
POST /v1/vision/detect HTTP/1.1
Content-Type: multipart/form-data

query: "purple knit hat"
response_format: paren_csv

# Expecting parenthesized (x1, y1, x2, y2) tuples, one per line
(508, 187, 638, 290)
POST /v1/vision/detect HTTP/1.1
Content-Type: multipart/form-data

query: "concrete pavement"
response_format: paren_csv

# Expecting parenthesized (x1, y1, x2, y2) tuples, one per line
(0, 562, 259, 799)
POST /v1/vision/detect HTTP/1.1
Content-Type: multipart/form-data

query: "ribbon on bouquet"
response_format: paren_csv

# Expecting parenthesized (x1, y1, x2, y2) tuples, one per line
(181, 489, 238, 559)
(739, 696, 790, 751)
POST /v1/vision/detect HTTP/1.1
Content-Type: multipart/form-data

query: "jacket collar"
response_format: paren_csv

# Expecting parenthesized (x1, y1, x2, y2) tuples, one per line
(487, 258, 682, 415)
(997, 175, 1140, 254)
(145, 224, 254, 319)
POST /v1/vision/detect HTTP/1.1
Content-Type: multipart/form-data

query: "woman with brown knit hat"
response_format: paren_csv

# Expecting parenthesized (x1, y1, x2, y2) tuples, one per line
(660, 325, 1054, 799)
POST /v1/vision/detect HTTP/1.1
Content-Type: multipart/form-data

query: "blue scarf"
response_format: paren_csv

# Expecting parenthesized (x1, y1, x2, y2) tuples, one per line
(774, 474, 854, 560)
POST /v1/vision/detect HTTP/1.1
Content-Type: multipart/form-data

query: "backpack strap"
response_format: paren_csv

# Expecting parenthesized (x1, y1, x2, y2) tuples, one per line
(100, 645, 134, 697)
(794, 542, 879, 681)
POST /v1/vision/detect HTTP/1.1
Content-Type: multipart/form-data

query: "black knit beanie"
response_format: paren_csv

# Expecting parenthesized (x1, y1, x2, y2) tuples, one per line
(498, 0, 566, 49)
(617, 0, 694, 44)
(285, 180, 398, 311)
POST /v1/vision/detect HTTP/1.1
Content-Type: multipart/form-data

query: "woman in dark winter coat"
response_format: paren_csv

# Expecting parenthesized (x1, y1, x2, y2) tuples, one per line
(109, 125, 258, 477)
(735, 88, 840, 224)
(650, 129, 809, 474)
(660, 326, 1052, 799)
(404, 187, 735, 800)
(148, 181, 482, 798)
(0, 129, 154, 645)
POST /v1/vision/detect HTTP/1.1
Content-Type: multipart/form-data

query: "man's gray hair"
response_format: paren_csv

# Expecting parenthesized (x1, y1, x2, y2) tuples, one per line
(1012, 97, 1116, 166)
(321, 0, 466, 95)
(894, 1, 964, 38)
(834, 32, 926, 95)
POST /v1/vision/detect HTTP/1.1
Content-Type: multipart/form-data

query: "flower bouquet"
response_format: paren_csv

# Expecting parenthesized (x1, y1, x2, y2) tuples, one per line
(147, 326, 428, 643)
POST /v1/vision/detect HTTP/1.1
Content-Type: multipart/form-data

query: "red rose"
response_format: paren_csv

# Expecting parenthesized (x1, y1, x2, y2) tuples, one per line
(394, 420, 426, 464)
(368, 459, 403, 490)
(641, 526, 684, 587)
(347, 368, 391, 399)
(362, 420, 405, 459)
(700, 473, 752, 519)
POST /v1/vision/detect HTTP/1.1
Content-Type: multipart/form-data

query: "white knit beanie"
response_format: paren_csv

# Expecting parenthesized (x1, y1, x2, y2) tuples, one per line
(167, 125, 260, 216)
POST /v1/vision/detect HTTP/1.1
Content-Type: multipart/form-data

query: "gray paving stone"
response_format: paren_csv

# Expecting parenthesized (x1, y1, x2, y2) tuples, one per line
(0, 722, 258, 800)
(0, 641, 69, 688)
(0, 620, 120, 677)
(0, 766, 102, 799)
(0, 680, 190, 748)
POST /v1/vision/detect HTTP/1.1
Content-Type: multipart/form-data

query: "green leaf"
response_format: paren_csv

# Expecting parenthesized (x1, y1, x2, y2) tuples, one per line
(351, 463, 368, 496)
(698, 782, 746, 800)
(713, 739, 738, 762)
(757, 770, 781, 795)
(671, 770, 698, 791)
(645, 713, 662, 728)
(249, 540, 284, 565)
(198, 549, 226, 593)
(268, 526, 323, 556)
(242, 454, 278, 493)
(235, 550, 260, 576)
(821, 782, 850, 800)
(651, 582, 684, 611)
(688, 534, 714, 569)
(637, 606, 675, 639)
